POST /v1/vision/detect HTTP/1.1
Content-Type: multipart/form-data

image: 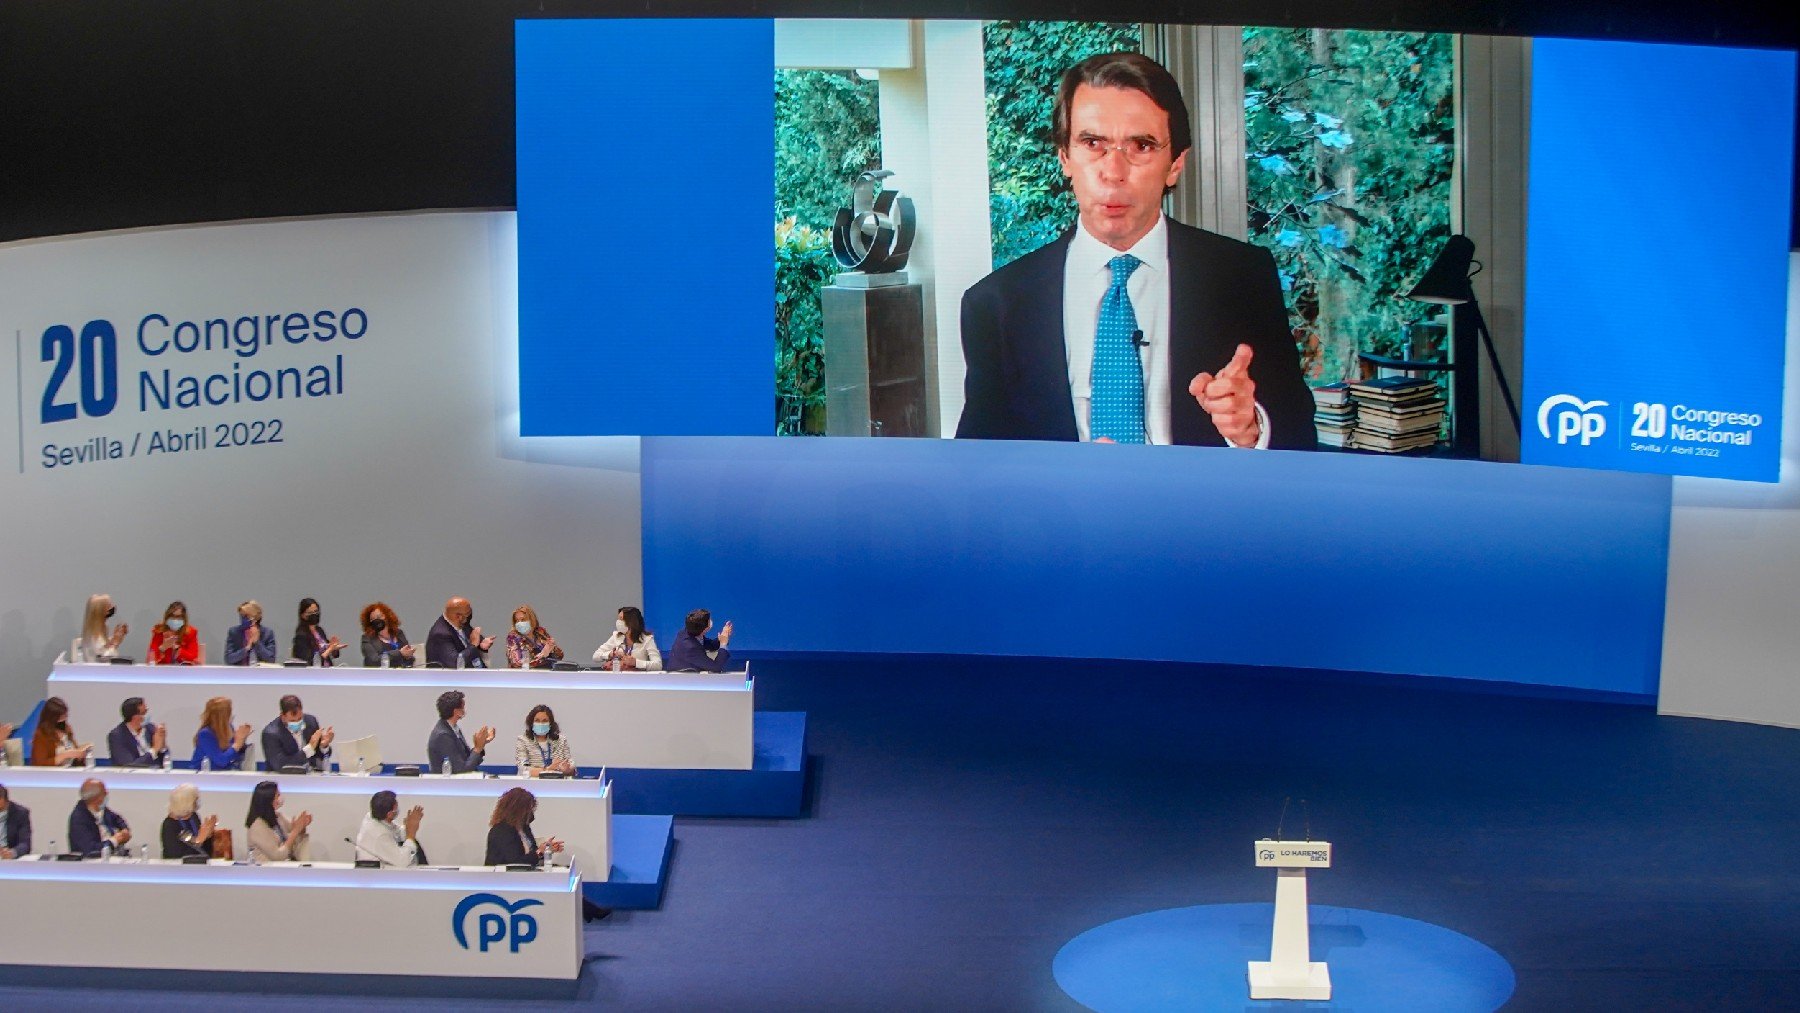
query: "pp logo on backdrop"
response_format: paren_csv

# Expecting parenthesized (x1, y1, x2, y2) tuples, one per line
(1537, 395, 1610, 446)
(452, 893, 543, 953)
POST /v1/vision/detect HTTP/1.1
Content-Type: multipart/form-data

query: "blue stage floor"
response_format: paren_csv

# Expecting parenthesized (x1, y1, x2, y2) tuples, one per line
(3, 654, 1797, 1009)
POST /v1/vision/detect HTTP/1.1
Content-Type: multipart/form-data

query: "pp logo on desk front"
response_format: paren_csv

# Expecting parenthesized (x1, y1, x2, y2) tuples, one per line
(452, 893, 543, 953)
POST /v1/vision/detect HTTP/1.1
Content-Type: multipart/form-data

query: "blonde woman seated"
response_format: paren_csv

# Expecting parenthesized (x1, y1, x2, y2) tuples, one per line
(592, 606, 661, 671)
(505, 604, 564, 670)
(514, 705, 576, 777)
(79, 593, 129, 662)
(161, 784, 219, 860)
(244, 781, 312, 863)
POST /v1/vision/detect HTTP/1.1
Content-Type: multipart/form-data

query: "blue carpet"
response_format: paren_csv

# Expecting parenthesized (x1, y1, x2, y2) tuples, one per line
(1053, 903, 1514, 1011)
(1, 655, 1797, 1009)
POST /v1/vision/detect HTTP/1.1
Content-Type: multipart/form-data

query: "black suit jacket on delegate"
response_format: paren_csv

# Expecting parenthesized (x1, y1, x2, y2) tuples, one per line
(2, 802, 30, 855)
(261, 714, 330, 772)
(955, 220, 1316, 450)
(484, 821, 542, 867)
(425, 616, 487, 670)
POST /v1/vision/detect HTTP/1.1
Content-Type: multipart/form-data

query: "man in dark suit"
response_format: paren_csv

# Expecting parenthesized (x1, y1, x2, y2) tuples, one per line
(0, 784, 31, 858)
(68, 779, 130, 857)
(957, 52, 1314, 450)
(106, 696, 169, 767)
(426, 690, 495, 774)
(425, 597, 493, 670)
(261, 694, 334, 772)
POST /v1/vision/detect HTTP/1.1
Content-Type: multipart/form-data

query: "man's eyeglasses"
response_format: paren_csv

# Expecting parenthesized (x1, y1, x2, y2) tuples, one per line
(1070, 134, 1170, 165)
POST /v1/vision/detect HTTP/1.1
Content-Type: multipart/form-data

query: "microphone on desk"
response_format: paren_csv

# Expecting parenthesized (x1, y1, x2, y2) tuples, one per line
(1131, 329, 1148, 348)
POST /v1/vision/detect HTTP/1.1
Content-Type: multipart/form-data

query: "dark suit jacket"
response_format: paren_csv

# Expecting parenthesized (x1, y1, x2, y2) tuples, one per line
(424, 616, 487, 670)
(956, 220, 1315, 449)
(261, 714, 330, 772)
(69, 802, 129, 857)
(1, 801, 30, 856)
(224, 624, 278, 665)
(107, 720, 167, 767)
(361, 630, 414, 668)
(484, 821, 541, 867)
(161, 814, 209, 860)
(290, 625, 339, 666)
(427, 718, 484, 774)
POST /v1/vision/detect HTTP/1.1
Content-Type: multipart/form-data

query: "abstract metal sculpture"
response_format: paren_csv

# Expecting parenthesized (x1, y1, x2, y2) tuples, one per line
(831, 169, 916, 274)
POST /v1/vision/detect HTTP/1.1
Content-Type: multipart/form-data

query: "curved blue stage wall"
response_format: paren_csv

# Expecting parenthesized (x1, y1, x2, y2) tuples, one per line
(640, 438, 1671, 696)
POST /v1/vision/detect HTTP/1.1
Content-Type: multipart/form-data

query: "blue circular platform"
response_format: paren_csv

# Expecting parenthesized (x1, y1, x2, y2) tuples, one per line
(1053, 903, 1514, 1012)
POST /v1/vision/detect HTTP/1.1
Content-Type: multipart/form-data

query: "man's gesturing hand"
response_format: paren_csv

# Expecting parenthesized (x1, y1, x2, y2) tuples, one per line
(1188, 343, 1261, 447)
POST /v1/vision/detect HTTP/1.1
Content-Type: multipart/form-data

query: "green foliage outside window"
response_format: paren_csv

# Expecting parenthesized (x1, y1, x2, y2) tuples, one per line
(985, 21, 1145, 269)
(774, 69, 881, 434)
(1242, 28, 1455, 385)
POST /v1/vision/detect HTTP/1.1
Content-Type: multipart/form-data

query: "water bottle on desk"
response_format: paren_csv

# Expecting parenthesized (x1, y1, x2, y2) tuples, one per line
(84, 746, 96, 770)
(379, 650, 390, 669)
(356, 755, 367, 775)
(200, 755, 212, 773)
(100, 839, 114, 860)
(162, 751, 173, 772)
(442, 758, 452, 777)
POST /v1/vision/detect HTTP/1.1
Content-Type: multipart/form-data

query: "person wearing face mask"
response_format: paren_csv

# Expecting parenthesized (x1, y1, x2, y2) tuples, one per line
(505, 605, 563, 670)
(514, 705, 576, 777)
(191, 696, 254, 770)
(260, 694, 334, 773)
(359, 602, 415, 668)
(224, 601, 278, 666)
(484, 787, 564, 867)
(68, 778, 131, 857)
(666, 608, 735, 673)
(427, 691, 496, 774)
(0, 784, 32, 859)
(79, 593, 129, 663)
(592, 606, 662, 671)
(147, 600, 201, 665)
(30, 697, 92, 767)
(161, 783, 219, 860)
(244, 780, 312, 863)
(355, 790, 426, 867)
(106, 696, 169, 767)
(290, 597, 345, 666)
(426, 597, 493, 669)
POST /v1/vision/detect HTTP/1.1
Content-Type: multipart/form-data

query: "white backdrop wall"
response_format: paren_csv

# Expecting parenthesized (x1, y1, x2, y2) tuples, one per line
(0, 211, 642, 728)
(1659, 253, 1800, 729)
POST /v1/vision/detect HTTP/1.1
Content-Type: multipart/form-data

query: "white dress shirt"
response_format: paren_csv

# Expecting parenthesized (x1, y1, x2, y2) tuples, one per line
(355, 814, 419, 867)
(1063, 214, 1268, 447)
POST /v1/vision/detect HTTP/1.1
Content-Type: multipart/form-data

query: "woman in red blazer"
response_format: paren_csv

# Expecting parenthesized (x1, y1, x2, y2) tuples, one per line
(147, 600, 201, 666)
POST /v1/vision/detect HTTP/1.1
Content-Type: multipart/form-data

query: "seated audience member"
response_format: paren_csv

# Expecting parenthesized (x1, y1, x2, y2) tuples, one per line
(484, 787, 564, 867)
(107, 696, 169, 767)
(223, 601, 278, 666)
(244, 780, 312, 863)
(506, 604, 564, 670)
(427, 691, 495, 774)
(360, 602, 415, 668)
(261, 694, 334, 772)
(80, 593, 129, 662)
(192, 697, 254, 771)
(514, 705, 576, 777)
(161, 783, 218, 860)
(1, 721, 12, 744)
(426, 597, 494, 669)
(291, 597, 345, 666)
(0, 784, 31, 859)
(68, 778, 131, 857)
(31, 697, 92, 767)
(147, 600, 201, 665)
(356, 790, 426, 867)
(666, 609, 735, 673)
(593, 606, 662, 671)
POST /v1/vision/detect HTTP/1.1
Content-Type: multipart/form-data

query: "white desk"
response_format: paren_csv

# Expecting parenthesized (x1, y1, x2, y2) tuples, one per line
(47, 658, 754, 769)
(0, 857, 582, 979)
(0, 766, 610, 879)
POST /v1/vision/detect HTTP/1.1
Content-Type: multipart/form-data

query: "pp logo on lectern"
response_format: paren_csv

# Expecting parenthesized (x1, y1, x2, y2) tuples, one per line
(1537, 394, 1610, 446)
(452, 893, 543, 953)
(1258, 849, 1276, 862)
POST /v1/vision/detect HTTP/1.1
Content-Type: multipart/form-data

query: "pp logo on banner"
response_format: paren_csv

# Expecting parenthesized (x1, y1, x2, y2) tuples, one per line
(1537, 395, 1610, 446)
(452, 893, 543, 953)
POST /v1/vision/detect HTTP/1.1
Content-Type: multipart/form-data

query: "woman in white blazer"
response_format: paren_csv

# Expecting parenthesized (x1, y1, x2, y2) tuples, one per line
(592, 607, 661, 671)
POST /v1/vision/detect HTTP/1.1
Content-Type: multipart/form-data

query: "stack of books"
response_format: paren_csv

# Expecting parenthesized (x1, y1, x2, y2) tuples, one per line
(1311, 383, 1356, 448)
(1347, 376, 1445, 453)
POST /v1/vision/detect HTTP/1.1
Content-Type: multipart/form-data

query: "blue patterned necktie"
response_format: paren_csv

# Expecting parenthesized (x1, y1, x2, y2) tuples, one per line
(1091, 254, 1145, 443)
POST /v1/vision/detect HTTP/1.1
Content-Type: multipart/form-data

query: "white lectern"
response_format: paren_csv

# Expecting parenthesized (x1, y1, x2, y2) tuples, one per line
(1248, 839, 1333, 1001)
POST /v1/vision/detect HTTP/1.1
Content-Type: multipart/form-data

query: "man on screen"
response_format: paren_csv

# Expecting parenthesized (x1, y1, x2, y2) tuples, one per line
(956, 52, 1313, 449)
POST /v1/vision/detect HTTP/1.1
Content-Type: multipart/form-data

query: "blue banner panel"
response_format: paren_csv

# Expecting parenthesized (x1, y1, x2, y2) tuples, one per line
(642, 437, 1671, 697)
(516, 19, 774, 436)
(1524, 39, 1795, 481)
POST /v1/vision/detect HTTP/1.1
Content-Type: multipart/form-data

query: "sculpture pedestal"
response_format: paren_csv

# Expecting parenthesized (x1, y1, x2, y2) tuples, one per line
(821, 279, 929, 437)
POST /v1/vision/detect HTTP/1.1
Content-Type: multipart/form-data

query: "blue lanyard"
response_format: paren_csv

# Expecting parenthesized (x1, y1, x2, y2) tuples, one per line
(536, 740, 554, 766)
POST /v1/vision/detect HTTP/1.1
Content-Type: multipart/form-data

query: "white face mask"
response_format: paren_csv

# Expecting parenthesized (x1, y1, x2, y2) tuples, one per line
(166, 617, 185, 631)
(515, 621, 532, 636)
(615, 619, 628, 634)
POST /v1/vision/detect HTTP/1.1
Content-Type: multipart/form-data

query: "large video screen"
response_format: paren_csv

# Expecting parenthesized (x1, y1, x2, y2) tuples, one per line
(516, 19, 1795, 481)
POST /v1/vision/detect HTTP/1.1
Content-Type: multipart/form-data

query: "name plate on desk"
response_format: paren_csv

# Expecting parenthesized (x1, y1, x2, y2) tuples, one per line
(1255, 840, 1332, 868)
